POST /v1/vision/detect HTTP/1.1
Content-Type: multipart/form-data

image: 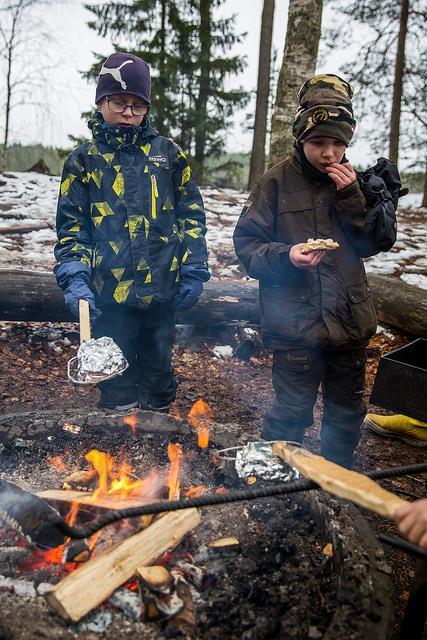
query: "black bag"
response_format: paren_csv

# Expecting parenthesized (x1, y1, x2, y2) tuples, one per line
(357, 157, 408, 252)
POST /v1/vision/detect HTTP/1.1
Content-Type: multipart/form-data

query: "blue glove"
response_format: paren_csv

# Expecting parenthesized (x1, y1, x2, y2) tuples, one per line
(55, 262, 101, 320)
(173, 264, 210, 311)
(173, 277, 203, 311)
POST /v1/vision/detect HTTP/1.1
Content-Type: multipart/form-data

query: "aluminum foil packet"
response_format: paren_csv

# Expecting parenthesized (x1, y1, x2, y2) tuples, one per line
(235, 442, 299, 483)
(77, 337, 127, 379)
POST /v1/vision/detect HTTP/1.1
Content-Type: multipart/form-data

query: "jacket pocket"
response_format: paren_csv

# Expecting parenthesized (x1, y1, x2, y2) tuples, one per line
(147, 165, 175, 232)
(261, 284, 311, 339)
(347, 281, 377, 338)
(277, 189, 313, 214)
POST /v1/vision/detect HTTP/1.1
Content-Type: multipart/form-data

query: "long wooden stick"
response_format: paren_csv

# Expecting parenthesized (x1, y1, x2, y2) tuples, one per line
(272, 442, 408, 519)
(46, 508, 200, 622)
(79, 299, 91, 344)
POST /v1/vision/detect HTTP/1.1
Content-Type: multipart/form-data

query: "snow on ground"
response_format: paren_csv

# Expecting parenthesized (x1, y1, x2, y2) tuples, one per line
(0, 171, 425, 289)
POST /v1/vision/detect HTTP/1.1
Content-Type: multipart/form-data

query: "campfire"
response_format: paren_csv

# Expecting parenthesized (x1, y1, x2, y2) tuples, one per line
(0, 401, 399, 639)
(0, 400, 218, 630)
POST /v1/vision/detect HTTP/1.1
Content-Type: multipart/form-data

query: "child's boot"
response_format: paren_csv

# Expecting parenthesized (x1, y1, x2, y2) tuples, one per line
(364, 413, 427, 447)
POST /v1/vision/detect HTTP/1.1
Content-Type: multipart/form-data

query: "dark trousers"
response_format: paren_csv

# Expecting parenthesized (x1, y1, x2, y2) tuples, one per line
(261, 347, 367, 468)
(93, 303, 177, 410)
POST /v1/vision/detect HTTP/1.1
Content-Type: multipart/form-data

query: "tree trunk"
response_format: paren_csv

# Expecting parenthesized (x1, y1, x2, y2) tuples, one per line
(194, 0, 211, 183)
(0, 270, 425, 336)
(268, 0, 323, 168)
(1, 9, 18, 173)
(388, 0, 409, 163)
(422, 166, 427, 208)
(156, 0, 167, 129)
(248, 0, 275, 190)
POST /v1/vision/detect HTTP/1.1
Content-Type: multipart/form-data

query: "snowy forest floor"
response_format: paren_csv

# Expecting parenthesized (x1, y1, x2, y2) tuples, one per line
(0, 171, 426, 638)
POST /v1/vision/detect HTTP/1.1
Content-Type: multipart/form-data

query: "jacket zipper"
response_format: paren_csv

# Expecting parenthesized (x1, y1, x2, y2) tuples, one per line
(151, 173, 158, 219)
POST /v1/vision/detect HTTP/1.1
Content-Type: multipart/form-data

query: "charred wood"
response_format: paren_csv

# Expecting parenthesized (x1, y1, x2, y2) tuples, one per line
(0, 407, 188, 444)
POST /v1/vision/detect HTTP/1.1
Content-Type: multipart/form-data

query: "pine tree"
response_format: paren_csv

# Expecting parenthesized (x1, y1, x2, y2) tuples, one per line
(182, 0, 249, 182)
(248, 0, 275, 190)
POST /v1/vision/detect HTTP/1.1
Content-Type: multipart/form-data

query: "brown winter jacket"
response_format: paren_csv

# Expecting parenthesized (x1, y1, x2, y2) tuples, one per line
(233, 152, 378, 350)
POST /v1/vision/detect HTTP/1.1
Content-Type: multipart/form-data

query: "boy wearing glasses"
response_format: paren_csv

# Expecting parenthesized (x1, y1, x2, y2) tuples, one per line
(54, 52, 209, 411)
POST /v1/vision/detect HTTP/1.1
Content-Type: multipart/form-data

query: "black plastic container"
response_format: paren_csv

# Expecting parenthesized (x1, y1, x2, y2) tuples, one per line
(370, 339, 427, 422)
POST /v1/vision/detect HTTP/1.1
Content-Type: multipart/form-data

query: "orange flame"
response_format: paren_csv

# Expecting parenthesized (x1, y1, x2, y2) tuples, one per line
(66, 501, 80, 527)
(83, 450, 164, 501)
(188, 399, 213, 448)
(185, 485, 207, 497)
(20, 502, 82, 572)
(85, 450, 114, 499)
(167, 443, 183, 500)
(123, 414, 138, 434)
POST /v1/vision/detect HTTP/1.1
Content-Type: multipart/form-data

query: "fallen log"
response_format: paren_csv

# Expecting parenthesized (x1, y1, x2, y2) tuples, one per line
(46, 507, 200, 622)
(0, 269, 425, 336)
(0, 223, 51, 235)
(0, 407, 187, 444)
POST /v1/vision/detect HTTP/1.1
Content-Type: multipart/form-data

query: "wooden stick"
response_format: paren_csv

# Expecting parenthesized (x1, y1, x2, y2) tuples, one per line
(272, 442, 409, 519)
(46, 508, 200, 622)
(36, 489, 164, 512)
(79, 299, 91, 344)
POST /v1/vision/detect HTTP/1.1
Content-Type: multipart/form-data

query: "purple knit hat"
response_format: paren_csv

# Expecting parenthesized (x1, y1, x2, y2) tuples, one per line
(95, 52, 151, 105)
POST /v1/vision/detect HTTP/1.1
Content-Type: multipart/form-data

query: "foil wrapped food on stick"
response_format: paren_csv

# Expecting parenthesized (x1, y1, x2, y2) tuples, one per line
(235, 442, 300, 483)
(68, 336, 128, 384)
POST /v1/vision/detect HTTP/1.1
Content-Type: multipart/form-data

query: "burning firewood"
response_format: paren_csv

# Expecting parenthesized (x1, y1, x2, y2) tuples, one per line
(136, 565, 174, 594)
(138, 565, 196, 631)
(46, 508, 200, 623)
(208, 536, 240, 549)
(174, 559, 205, 589)
(61, 469, 97, 492)
(36, 489, 166, 512)
(142, 587, 184, 621)
(63, 540, 91, 563)
(166, 572, 196, 633)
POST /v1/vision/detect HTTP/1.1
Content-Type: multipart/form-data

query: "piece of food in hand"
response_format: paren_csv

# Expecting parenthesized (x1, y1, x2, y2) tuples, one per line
(300, 238, 339, 254)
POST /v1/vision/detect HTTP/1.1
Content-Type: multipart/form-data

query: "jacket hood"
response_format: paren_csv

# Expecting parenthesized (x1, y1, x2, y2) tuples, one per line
(88, 111, 158, 149)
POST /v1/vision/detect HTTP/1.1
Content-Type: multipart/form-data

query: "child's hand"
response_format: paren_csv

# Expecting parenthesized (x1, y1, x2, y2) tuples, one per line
(289, 244, 325, 269)
(394, 499, 427, 551)
(325, 162, 357, 190)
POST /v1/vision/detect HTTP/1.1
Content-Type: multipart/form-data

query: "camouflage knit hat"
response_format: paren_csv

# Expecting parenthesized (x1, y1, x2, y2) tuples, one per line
(292, 74, 356, 145)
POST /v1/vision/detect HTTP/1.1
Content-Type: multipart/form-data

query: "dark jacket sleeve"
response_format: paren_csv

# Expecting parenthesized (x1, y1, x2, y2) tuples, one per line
(334, 178, 396, 258)
(54, 151, 93, 269)
(233, 182, 291, 281)
(172, 145, 208, 269)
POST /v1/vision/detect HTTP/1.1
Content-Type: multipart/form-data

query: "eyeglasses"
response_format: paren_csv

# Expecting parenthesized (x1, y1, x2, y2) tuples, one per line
(105, 97, 148, 116)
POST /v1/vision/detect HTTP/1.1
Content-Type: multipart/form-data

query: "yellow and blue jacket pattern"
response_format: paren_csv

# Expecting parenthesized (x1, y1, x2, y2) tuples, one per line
(54, 112, 208, 309)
